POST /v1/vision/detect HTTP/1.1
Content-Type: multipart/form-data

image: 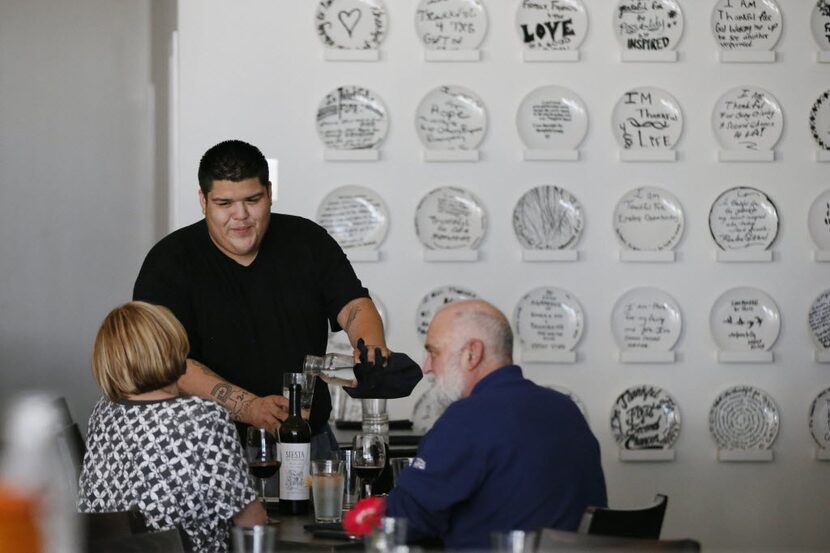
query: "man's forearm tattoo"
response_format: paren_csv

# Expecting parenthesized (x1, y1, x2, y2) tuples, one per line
(345, 305, 361, 333)
(210, 383, 253, 421)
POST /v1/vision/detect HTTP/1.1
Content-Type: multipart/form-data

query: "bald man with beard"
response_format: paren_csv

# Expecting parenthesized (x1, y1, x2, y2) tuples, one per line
(385, 300, 607, 550)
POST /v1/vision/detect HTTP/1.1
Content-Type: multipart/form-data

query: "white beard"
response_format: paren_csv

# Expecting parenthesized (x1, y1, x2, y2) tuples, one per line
(432, 366, 465, 405)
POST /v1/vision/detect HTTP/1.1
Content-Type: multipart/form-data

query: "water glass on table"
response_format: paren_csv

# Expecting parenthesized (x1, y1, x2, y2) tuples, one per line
(490, 529, 540, 553)
(310, 459, 345, 523)
(351, 433, 386, 499)
(231, 525, 276, 553)
(283, 372, 315, 418)
(390, 457, 414, 486)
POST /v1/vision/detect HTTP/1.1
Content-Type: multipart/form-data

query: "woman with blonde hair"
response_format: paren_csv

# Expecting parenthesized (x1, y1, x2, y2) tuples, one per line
(78, 301, 265, 552)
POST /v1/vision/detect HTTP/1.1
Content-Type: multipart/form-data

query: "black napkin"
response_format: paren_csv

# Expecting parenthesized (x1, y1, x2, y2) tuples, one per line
(343, 339, 423, 399)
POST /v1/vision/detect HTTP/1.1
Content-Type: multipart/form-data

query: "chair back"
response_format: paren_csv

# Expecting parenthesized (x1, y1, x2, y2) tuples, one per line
(56, 421, 86, 497)
(578, 494, 668, 540)
(539, 528, 700, 552)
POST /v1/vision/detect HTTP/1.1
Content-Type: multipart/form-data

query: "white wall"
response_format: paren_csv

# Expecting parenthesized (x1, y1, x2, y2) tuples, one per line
(174, 1, 830, 549)
(0, 0, 169, 430)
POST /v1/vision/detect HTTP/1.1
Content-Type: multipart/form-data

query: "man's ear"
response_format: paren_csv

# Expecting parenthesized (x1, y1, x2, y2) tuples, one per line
(198, 189, 207, 215)
(466, 339, 485, 370)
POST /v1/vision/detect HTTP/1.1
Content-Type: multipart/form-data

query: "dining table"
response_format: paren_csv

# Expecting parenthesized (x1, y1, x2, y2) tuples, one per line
(265, 505, 363, 552)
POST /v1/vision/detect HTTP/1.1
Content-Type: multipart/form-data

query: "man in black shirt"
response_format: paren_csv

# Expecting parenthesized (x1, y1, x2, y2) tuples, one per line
(133, 139, 388, 444)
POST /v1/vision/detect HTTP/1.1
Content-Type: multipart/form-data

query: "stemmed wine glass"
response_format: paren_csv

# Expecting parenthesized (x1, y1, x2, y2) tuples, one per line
(245, 427, 280, 505)
(351, 433, 386, 499)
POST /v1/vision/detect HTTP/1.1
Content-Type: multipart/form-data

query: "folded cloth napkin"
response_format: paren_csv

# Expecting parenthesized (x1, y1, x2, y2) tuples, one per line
(343, 339, 423, 399)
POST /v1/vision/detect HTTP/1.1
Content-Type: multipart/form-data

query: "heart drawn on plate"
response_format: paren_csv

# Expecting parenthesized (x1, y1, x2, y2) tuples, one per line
(338, 9, 362, 37)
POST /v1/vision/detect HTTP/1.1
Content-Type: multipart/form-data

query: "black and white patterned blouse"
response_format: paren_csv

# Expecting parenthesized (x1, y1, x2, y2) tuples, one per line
(78, 395, 257, 553)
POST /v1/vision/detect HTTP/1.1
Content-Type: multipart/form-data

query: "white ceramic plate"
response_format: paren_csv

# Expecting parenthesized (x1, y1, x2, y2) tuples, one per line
(610, 385, 681, 450)
(516, 0, 588, 51)
(316, 85, 388, 150)
(416, 285, 478, 341)
(512, 186, 584, 250)
(315, 0, 388, 50)
(415, 186, 486, 251)
(810, 89, 830, 151)
(712, 86, 783, 152)
(709, 385, 779, 450)
(517, 86, 588, 150)
(711, 0, 782, 52)
(809, 387, 830, 450)
(415, 0, 488, 51)
(709, 287, 780, 353)
(416, 85, 487, 151)
(548, 385, 588, 418)
(808, 289, 830, 350)
(316, 185, 389, 250)
(611, 288, 682, 353)
(614, 0, 683, 53)
(514, 287, 584, 354)
(812, 1, 830, 51)
(328, 293, 387, 354)
(612, 87, 683, 152)
(708, 187, 779, 251)
(808, 190, 830, 250)
(613, 187, 684, 251)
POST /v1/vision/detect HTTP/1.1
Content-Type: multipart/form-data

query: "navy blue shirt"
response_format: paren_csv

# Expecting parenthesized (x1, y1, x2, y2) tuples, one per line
(386, 366, 607, 549)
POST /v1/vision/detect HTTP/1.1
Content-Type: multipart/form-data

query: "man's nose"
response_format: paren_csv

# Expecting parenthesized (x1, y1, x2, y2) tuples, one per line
(231, 201, 248, 219)
(422, 357, 433, 374)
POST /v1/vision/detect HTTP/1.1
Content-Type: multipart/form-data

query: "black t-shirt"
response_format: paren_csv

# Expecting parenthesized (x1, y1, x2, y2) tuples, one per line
(133, 213, 369, 434)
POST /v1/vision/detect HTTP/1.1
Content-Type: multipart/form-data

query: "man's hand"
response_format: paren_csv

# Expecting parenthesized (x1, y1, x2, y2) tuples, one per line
(246, 395, 289, 433)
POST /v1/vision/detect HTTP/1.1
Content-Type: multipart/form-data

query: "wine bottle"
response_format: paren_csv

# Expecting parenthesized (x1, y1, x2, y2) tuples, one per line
(303, 353, 356, 387)
(279, 383, 311, 515)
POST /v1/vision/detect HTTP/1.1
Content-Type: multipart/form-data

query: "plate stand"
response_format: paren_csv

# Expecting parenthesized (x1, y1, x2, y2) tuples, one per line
(621, 50, 678, 63)
(521, 350, 576, 364)
(423, 248, 479, 262)
(323, 49, 380, 61)
(815, 350, 830, 363)
(345, 249, 380, 263)
(717, 351, 774, 363)
(619, 350, 676, 364)
(715, 249, 773, 262)
(523, 49, 579, 62)
(817, 51, 830, 63)
(324, 149, 380, 161)
(815, 448, 830, 461)
(619, 250, 676, 263)
(719, 50, 776, 63)
(523, 149, 579, 161)
(718, 149, 775, 162)
(813, 249, 830, 262)
(423, 149, 480, 162)
(424, 49, 480, 62)
(816, 150, 830, 162)
(521, 249, 579, 262)
(620, 150, 677, 162)
(619, 449, 675, 462)
(717, 449, 773, 462)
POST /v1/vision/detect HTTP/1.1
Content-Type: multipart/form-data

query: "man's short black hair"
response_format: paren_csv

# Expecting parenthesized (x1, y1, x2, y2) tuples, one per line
(197, 140, 269, 194)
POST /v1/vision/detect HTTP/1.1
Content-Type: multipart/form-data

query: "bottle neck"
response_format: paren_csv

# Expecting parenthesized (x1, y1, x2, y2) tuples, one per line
(288, 383, 301, 418)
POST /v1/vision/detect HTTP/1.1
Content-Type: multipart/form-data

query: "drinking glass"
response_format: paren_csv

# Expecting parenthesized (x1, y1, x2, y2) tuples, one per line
(283, 372, 316, 419)
(231, 525, 276, 553)
(310, 459, 345, 523)
(351, 433, 386, 498)
(245, 427, 280, 504)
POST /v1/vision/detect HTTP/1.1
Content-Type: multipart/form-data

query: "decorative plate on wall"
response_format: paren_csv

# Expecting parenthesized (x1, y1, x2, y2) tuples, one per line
(810, 89, 830, 151)
(709, 385, 779, 450)
(316, 185, 389, 251)
(316, 85, 388, 150)
(514, 286, 584, 355)
(315, 0, 388, 50)
(415, 186, 486, 251)
(613, 0, 683, 54)
(548, 385, 588, 418)
(416, 85, 487, 151)
(708, 187, 779, 251)
(517, 85, 588, 151)
(415, 0, 488, 51)
(610, 385, 681, 450)
(613, 187, 684, 251)
(612, 87, 683, 152)
(416, 285, 478, 341)
(512, 185, 584, 250)
(611, 287, 682, 353)
(808, 190, 830, 250)
(712, 86, 783, 152)
(809, 387, 830, 450)
(709, 287, 780, 353)
(808, 289, 830, 350)
(516, 0, 588, 52)
(711, 0, 782, 52)
(812, 1, 830, 51)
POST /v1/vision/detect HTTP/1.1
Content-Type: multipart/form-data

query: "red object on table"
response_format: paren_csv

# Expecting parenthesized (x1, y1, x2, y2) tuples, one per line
(343, 496, 386, 536)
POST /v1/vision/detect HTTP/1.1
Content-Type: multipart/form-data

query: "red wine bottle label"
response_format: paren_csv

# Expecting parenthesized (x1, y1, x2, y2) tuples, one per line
(278, 443, 310, 500)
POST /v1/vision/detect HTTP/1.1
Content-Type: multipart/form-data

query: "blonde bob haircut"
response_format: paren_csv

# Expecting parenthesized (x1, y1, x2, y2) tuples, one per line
(92, 301, 189, 401)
